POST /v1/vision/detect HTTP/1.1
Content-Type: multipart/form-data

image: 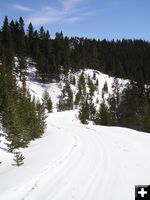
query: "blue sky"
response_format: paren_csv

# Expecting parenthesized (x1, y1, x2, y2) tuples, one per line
(0, 0, 150, 40)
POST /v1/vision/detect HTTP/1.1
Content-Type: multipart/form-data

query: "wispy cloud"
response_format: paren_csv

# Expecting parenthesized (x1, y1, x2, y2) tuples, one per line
(27, 6, 63, 25)
(14, 4, 33, 12)
(61, 0, 83, 11)
(24, 0, 93, 26)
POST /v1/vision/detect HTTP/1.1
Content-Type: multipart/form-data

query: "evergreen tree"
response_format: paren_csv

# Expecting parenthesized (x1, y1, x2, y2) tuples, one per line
(93, 72, 96, 80)
(57, 99, 66, 112)
(1, 16, 14, 66)
(74, 92, 81, 108)
(12, 152, 25, 167)
(42, 90, 53, 113)
(117, 82, 145, 130)
(95, 101, 111, 126)
(59, 81, 73, 110)
(88, 98, 96, 121)
(89, 79, 96, 97)
(103, 81, 108, 93)
(141, 101, 150, 132)
(102, 81, 108, 99)
(35, 100, 46, 138)
(17, 55, 27, 81)
(78, 98, 89, 124)
(72, 76, 76, 85)
(78, 72, 86, 98)
(27, 22, 34, 56)
(95, 79, 99, 91)
(108, 78, 120, 125)
(18, 17, 26, 53)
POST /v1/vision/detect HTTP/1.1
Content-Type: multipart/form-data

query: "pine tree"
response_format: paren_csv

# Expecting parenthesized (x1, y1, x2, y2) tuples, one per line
(95, 101, 111, 126)
(108, 78, 120, 125)
(1, 16, 14, 66)
(141, 101, 150, 132)
(27, 22, 34, 56)
(103, 81, 108, 93)
(88, 98, 96, 121)
(102, 81, 108, 99)
(93, 72, 96, 80)
(78, 72, 86, 97)
(117, 82, 145, 130)
(72, 76, 76, 85)
(17, 55, 27, 81)
(18, 17, 26, 53)
(78, 98, 89, 124)
(5, 96, 29, 151)
(74, 92, 81, 108)
(89, 79, 95, 97)
(58, 81, 73, 111)
(95, 79, 99, 91)
(35, 100, 46, 138)
(57, 99, 65, 112)
(12, 152, 25, 167)
(42, 90, 53, 113)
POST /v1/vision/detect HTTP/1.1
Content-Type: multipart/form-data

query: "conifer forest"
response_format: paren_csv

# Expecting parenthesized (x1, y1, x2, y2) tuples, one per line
(0, 16, 150, 153)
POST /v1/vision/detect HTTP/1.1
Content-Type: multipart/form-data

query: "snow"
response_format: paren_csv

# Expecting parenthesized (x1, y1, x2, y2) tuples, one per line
(0, 69, 150, 200)
(0, 110, 150, 200)
(25, 68, 128, 108)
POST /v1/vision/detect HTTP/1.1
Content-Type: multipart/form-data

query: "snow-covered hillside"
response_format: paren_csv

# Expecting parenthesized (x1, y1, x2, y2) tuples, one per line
(0, 110, 150, 200)
(26, 68, 128, 108)
(0, 69, 150, 200)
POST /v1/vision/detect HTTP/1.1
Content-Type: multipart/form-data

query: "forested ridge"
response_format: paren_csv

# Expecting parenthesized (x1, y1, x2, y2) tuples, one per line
(0, 16, 150, 84)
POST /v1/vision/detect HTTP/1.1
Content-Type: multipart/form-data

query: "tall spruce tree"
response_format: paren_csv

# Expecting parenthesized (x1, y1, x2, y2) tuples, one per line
(78, 98, 89, 124)
(58, 81, 73, 111)
(108, 78, 121, 125)
(42, 90, 53, 113)
(1, 16, 14, 66)
(95, 101, 111, 126)
(78, 72, 86, 98)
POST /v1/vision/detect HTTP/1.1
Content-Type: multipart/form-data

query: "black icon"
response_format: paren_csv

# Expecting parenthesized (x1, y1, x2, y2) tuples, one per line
(135, 185, 150, 199)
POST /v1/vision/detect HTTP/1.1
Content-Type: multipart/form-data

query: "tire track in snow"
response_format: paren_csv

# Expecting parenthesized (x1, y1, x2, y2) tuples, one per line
(47, 131, 104, 200)
(27, 130, 94, 200)
(22, 135, 79, 200)
(6, 115, 150, 200)
(26, 126, 113, 200)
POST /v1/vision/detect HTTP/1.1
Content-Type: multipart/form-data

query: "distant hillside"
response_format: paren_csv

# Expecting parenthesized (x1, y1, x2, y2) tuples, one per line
(25, 67, 150, 133)
(26, 67, 128, 109)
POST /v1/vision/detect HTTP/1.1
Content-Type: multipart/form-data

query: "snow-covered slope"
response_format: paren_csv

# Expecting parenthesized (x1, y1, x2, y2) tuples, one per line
(26, 68, 128, 108)
(0, 69, 149, 200)
(0, 110, 150, 200)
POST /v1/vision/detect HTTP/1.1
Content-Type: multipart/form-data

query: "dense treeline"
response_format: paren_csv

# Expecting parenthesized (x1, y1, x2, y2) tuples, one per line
(0, 16, 150, 84)
(77, 73, 150, 133)
(0, 57, 46, 152)
(55, 71, 150, 133)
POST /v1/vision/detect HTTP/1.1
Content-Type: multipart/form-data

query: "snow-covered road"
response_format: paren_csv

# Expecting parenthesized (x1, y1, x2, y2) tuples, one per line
(0, 110, 150, 200)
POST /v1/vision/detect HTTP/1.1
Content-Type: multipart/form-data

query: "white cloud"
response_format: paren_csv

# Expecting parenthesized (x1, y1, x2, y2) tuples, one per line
(60, 0, 83, 11)
(27, 6, 64, 25)
(28, 17, 57, 26)
(14, 4, 33, 12)
(25, 0, 93, 26)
